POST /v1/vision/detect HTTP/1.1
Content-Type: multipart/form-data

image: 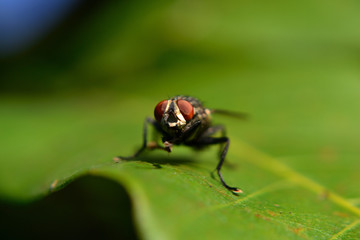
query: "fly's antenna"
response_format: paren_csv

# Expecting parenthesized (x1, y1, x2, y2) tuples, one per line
(210, 109, 248, 120)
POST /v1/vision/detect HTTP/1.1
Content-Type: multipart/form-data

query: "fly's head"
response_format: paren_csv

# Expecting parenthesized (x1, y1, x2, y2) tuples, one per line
(154, 97, 194, 131)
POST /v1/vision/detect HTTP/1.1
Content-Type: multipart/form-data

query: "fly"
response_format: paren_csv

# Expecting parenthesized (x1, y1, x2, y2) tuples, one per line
(114, 95, 247, 194)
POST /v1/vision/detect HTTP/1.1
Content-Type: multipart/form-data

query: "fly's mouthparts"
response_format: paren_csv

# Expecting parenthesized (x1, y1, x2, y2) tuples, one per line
(166, 112, 186, 127)
(167, 112, 178, 123)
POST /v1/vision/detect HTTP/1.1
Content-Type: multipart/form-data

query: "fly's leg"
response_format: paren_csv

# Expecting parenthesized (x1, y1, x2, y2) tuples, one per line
(199, 125, 227, 161)
(200, 125, 226, 138)
(196, 127, 242, 194)
(216, 137, 242, 193)
(205, 125, 235, 168)
(114, 117, 169, 162)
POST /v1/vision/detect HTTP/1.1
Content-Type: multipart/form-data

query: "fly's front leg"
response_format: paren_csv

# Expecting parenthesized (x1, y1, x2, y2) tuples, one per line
(114, 117, 168, 162)
(196, 135, 243, 194)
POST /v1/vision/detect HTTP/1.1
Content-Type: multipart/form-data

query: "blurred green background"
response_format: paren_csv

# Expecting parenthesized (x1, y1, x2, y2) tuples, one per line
(1, 0, 360, 239)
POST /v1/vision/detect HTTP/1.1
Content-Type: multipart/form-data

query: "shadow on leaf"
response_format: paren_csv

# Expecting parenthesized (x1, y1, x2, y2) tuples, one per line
(0, 176, 139, 240)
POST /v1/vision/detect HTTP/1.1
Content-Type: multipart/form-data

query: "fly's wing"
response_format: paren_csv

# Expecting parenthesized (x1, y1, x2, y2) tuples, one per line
(210, 109, 248, 120)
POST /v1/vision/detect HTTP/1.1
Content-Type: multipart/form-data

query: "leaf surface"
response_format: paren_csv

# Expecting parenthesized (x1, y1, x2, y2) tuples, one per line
(1, 0, 360, 239)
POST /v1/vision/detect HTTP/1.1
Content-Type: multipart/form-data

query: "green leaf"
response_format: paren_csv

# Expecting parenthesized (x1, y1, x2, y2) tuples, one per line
(1, 0, 360, 239)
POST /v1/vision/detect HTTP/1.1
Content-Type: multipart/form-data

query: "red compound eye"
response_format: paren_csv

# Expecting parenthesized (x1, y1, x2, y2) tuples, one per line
(154, 100, 168, 122)
(177, 99, 194, 121)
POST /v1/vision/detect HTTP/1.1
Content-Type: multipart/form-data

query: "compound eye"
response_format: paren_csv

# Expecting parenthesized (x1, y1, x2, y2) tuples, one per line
(177, 99, 194, 121)
(154, 100, 168, 122)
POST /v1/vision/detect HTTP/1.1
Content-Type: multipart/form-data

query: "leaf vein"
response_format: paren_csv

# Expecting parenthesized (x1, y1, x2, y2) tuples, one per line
(231, 139, 360, 218)
(329, 219, 360, 240)
(209, 180, 293, 211)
